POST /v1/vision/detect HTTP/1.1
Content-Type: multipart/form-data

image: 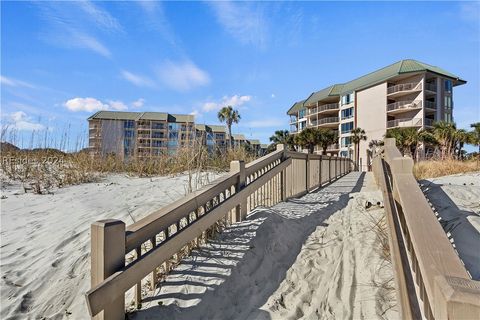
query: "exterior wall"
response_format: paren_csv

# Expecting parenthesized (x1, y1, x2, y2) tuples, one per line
(100, 120, 125, 158)
(357, 82, 388, 171)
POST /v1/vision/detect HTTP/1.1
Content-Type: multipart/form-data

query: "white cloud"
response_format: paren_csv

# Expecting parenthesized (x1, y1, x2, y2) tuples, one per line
(107, 100, 128, 111)
(8, 111, 46, 131)
(121, 70, 155, 88)
(72, 32, 111, 57)
(202, 95, 252, 112)
(64, 97, 109, 112)
(36, 2, 116, 58)
(157, 60, 210, 91)
(76, 1, 122, 32)
(131, 98, 145, 108)
(0, 76, 36, 89)
(208, 1, 268, 48)
(245, 118, 284, 128)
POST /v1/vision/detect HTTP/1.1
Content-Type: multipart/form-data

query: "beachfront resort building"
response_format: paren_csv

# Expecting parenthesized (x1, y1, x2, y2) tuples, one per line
(88, 111, 262, 159)
(287, 59, 466, 170)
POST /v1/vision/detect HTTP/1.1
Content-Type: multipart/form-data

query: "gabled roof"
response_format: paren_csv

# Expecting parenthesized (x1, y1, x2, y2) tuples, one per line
(140, 112, 168, 121)
(340, 59, 466, 94)
(305, 84, 344, 106)
(232, 134, 246, 141)
(208, 125, 226, 132)
(87, 111, 191, 122)
(287, 99, 306, 116)
(248, 139, 261, 145)
(88, 111, 142, 121)
(168, 114, 194, 123)
(195, 124, 207, 131)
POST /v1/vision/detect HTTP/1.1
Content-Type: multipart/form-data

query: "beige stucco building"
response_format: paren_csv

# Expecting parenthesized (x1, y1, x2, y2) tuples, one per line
(287, 59, 466, 171)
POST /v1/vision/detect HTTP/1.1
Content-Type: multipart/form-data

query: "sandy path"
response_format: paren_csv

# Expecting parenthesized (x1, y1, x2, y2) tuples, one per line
(420, 172, 480, 280)
(132, 172, 397, 320)
(0, 172, 218, 320)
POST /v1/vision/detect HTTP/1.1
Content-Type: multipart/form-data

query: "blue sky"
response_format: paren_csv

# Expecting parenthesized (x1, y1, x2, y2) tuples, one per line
(1, 1, 479, 150)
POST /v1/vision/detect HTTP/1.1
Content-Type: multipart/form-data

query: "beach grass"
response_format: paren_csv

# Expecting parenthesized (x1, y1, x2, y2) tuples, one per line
(413, 159, 480, 179)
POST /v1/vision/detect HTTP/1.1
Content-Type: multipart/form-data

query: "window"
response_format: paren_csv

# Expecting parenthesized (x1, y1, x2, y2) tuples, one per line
(298, 109, 306, 118)
(169, 131, 178, 140)
(341, 107, 354, 120)
(341, 93, 354, 105)
(341, 121, 354, 134)
(124, 130, 134, 138)
(124, 120, 134, 129)
(444, 79, 452, 93)
(168, 123, 179, 131)
(152, 122, 165, 130)
(341, 137, 352, 147)
(444, 96, 452, 109)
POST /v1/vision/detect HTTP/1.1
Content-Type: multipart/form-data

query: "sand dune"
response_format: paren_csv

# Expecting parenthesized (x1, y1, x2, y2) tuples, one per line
(131, 172, 397, 320)
(420, 172, 480, 280)
(0, 172, 217, 320)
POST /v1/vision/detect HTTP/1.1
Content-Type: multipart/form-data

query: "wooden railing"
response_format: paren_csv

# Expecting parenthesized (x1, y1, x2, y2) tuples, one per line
(372, 138, 480, 320)
(85, 145, 352, 319)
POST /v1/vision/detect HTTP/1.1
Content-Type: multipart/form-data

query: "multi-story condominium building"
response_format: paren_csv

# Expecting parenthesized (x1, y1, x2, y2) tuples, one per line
(231, 134, 247, 149)
(195, 124, 228, 153)
(88, 111, 195, 159)
(287, 59, 466, 170)
(88, 111, 261, 159)
(287, 60, 466, 170)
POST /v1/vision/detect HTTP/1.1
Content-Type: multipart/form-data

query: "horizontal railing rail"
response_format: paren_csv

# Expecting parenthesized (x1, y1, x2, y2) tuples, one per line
(424, 101, 437, 110)
(312, 117, 339, 126)
(387, 82, 422, 95)
(372, 138, 480, 320)
(387, 100, 422, 112)
(387, 117, 423, 128)
(86, 145, 353, 319)
(425, 83, 437, 92)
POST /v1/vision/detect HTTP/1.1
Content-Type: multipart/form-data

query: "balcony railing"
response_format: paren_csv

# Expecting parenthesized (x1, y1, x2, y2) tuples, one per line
(308, 103, 339, 115)
(425, 83, 437, 92)
(312, 117, 339, 126)
(387, 100, 422, 112)
(387, 118, 423, 128)
(425, 118, 434, 127)
(425, 101, 437, 110)
(387, 82, 422, 95)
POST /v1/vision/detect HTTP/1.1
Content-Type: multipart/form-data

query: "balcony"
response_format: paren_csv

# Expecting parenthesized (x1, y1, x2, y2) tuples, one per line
(425, 83, 437, 93)
(425, 118, 434, 127)
(137, 125, 151, 130)
(312, 117, 339, 128)
(387, 82, 422, 98)
(387, 118, 423, 128)
(387, 100, 423, 114)
(308, 103, 339, 116)
(425, 101, 437, 111)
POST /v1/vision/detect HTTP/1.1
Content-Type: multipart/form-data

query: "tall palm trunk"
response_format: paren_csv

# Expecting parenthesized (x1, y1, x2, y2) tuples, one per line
(227, 122, 232, 149)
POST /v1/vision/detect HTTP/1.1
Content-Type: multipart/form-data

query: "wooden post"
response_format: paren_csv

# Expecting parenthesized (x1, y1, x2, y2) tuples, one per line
(328, 157, 332, 183)
(150, 237, 157, 291)
(91, 219, 125, 320)
(230, 160, 246, 221)
(277, 144, 286, 201)
(319, 156, 322, 187)
(306, 154, 310, 192)
(134, 247, 142, 309)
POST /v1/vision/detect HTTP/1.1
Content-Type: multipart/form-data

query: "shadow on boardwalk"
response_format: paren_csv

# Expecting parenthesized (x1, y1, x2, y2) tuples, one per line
(131, 172, 366, 320)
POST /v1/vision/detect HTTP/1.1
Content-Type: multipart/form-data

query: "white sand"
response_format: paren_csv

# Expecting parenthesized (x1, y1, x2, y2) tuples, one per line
(420, 172, 480, 280)
(0, 172, 218, 319)
(131, 172, 397, 320)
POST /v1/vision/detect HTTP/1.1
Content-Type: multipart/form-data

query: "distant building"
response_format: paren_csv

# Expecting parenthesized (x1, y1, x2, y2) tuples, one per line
(88, 111, 194, 159)
(88, 111, 261, 159)
(287, 59, 466, 170)
(231, 134, 247, 149)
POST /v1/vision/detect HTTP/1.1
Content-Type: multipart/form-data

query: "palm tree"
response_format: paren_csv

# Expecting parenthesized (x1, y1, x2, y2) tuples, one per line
(386, 128, 436, 160)
(269, 130, 295, 150)
(432, 121, 456, 159)
(317, 128, 337, 155)
(453, 129, 471, 159)
(294, 127, 321, 154)
(470, 122, 480, 157)
(217, 106, 241, 149)
(350, 127, 367, 170)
